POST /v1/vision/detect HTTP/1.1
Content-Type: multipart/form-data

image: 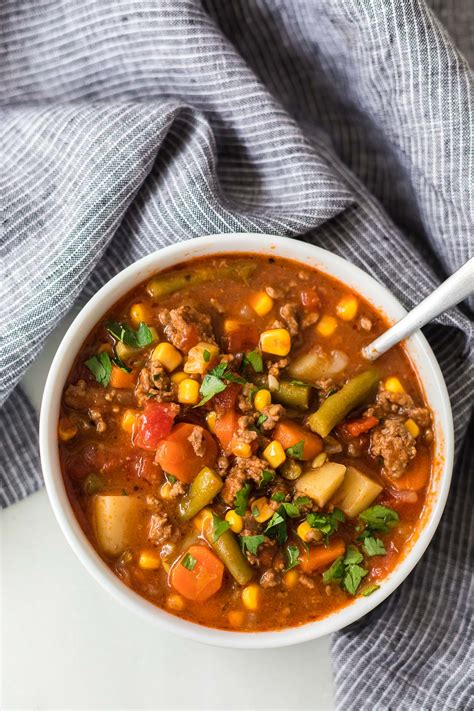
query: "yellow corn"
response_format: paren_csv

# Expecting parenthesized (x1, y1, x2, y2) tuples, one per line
(160, 482, 173, 500)
(178, 378, 200, 405)
(224, 318, 242, 333)
(184, 342, 220, 374)
(249, 291, 274, 316)
(312, 452, 328, 468)
(251, 497, 274, 523)
(167, 594, 185, 611)
(225, 509, 244, 533)
(152, 342, 183, 372)
(263, 440, 286, 468)
(232, 442, 252, 458)
(97, 342, 114, 355)
(228, 610, 245, 627)
(254, 389, 271, 412)
(242, 584, 260, 611)
(260, 328, 291, 356)
(316, 315, 338, 337)
(138, 550, 161, 570)
(336, 295, 359, 321)
(283, 570, 299, 589)
(171, 370, 188, 384)
(121, 409, 138, 433)
(297, 520, 313, 542)
(405, 418, 420, 438)
(130, 302, 151, 327)
(192, 507, 213, 532)
(385, 376, 404, 393)
(206, 410, 217, 434)
(58, 419, 78, 442)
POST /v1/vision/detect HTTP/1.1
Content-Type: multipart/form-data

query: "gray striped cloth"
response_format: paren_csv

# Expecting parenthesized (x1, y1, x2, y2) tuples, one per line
(1, 1, 472, 708)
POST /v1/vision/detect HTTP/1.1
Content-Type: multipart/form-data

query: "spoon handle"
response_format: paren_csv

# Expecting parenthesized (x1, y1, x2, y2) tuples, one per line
(362, 258, 474, 361)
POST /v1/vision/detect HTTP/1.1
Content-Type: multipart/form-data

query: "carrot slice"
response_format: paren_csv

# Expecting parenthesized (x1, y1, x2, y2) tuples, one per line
(110, 365, 136, 389)
(273, 420, 323, 461)
(155, 423, 218, 483)
(299, 538, 346, 573)
(388, 449, 431, 492)
(342, 416, 379, 437)
(170, 545, 224, 602)
(214, 410, 240, 454)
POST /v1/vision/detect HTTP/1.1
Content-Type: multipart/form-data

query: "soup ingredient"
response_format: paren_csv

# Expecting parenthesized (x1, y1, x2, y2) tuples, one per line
(170, 545, 224, 602)
(85, 352, 112, 387)
(273, 420, 323, 461)
(178, 467, 223, 522)
(288, 346, 348, 381)
(331, 466, 383, 518)
(272, 380, 311, 410)
(308, 369, 380, 437)
(155, 423, 218, 483)
(259, 328, 292, 356)
(299, 538, 346, 573)
(152, 342, 183, 372)
(342, 416, 379, 437)
(147, 260, 257, 298)
(92, 495, 139, 556)
(322, 544, 368, 595)
(133, 402, 178, 451)
(184, 342, 220, 374)
(295, 462, 346, 507)
(205, 517, 253, 585)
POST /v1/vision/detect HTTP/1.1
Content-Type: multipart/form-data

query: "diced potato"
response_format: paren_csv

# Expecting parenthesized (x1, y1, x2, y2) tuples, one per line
(295, 462, 346, 507)
(288, 346, 348, 381)
(92, 495, 140, 556)
(331, 466, 382, 518)
(184, 342, 220, 374)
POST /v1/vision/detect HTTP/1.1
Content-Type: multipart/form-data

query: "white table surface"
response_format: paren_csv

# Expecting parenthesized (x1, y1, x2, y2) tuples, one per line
(1, 313, 335, 711)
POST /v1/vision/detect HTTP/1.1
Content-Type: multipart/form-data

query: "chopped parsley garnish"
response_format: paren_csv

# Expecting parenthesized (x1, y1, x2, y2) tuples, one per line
(260, 469, 275, 486)
(166, 474, 177, 484)
(85, 352, 112, 387)
(279, 502, 301, 518)
(240, 534, 267, 555)
(322, 544, 368, 595)
(285, 440, 305, 460)
(234, 483, 252, 516)
(359, 505, 399, 533)
(251, 505, 260, 518)
(294, 496, 312, 507)
(243, 349, 263, 373)
(265, 511, 288, 544)
(203, 349, 211, 362)
(211, 513, 231, 542)
(322, 556, 345, 584)
(181, 553, 197, 571)
(284, 544, 301, 572)
(197, 362, 246, 406)
(271, 492, 285, 503)
(257, 414, 268, 427)
(306, 508, 345, 542)
(360, 533, 386, 557)
(343, 562, 369, 595)
(362, 584, 380, 597)
(106, 320, 154, 348)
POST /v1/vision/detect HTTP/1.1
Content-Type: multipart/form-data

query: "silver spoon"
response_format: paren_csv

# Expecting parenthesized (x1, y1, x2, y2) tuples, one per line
(362, 258, 474, 361)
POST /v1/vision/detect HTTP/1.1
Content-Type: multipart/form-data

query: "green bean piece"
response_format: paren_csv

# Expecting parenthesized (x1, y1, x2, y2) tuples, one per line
(308, 370, 380, 438)
(83, 473, 104, 496)
(205, 521, 253, 586)
(147, 260, 257, 298)
(273, 380, 312, 410)
(178, 467, 223, 522)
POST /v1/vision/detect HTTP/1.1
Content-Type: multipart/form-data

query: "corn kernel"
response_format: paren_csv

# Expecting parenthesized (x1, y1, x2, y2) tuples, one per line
(167, 594, 185, 611)
(225, 509, 244, 533)
(263, 440, 286, 468)
(336, 295, 359, 321)
(232, 441, 252, 458)
(58, 419, 78, 442)
(184, 342, 220, 374)
(297, 520, 313, 542)
(228, 610, 245, 627)
(385, 376, 404, 393)
(178, 378, 200, 405)
(254, 389, 271, 412)
(312, 452, 328, 468)
(242, 584, 260, 611)
(283, 570, 299, 589)
(121, 409, 138, 433)
(152, 342, 183, 372)
(316, 315, 338, 337)
(97, 342, 113, 355)
(160, 482, 173, 500)
(249, 291, 274, 317)
(130, 302, 151, 327)
(260, 328, 291, 356)
(192, 507, 213, 532)
(224, 319, 242, 333)
(206, 410, 217, 434)
(405, 418, 420, 438)
(251, 497, 274, 523)
(171, 370, 188, 384)
(138, 550, 161, 570)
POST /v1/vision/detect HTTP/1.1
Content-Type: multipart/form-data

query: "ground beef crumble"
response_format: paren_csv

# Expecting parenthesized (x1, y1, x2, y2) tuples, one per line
(221, 455, 269, 504)
(370, 417, 416, 478)
(135, 361, 174, 406)
(159, 304, 215, 352)
(259, 403, 284, 431)
(188, 426, 205, 456)
(148, 504, 178, 545)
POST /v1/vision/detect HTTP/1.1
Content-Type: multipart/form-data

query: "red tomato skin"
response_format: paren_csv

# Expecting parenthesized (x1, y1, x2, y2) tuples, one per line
(134, 402, 177, 450)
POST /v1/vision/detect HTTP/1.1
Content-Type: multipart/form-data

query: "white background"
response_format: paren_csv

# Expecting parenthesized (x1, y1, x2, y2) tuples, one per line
(1, 313, 334, 710)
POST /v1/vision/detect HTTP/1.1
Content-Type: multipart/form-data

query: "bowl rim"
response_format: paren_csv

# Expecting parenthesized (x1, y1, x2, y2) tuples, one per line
(39, 233, 454, 649)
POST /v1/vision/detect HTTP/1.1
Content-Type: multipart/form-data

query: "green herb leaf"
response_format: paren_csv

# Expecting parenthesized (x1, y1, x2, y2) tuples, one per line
(279, 502, 300, 518)
(135, 322, 154, 348)
(259, 469, 275, 486)
(197, 374, 227, 406)
(344, 544, 364, 566)
(257, 414, 268, 426)
(264, 511, 287, 544)
(234, 483, 252, 516)
(285, 440, 305, 460)
(243, 349, 263, 373)
(271, 491, 285, 503)
(240, 534, 267, 556)
(322, 556, 345, 584)
(284, 544, 301, 572)
(361, 535, 386, 557)
(362, 584, 380, 597)
(203, 349, 211, 362)
(343, 563, 368, 595)
(106, 320, 153, 349)
(85, 352, 112, 387)
(181, 553, 197, 571)
(166, 474, 177, 484)
(211, 513, 231, 542)
(359, 505, 399, 533)
(306, 509, 345, 542)
(251, 505, 260, 518)
(294, 496, 312, 507)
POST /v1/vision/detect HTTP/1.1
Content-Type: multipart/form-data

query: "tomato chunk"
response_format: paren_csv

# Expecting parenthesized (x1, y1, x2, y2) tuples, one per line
(134, 402, 177, 451)
(212, 382, 241, 412)
(170, 545, 224, 602)
(342, 416, 379, 438)
(155, 422, 218, 483)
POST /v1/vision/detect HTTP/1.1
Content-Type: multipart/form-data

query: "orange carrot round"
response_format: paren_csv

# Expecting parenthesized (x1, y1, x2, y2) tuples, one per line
(155, 423, 218, 483)
(110, 365, 136, 389)
(214, 410, 240, 454)
(388, 450, 431, 492)
(299, 538, 346, 573)
(274, 420, 323, 460)
(170, 545, 224, 602)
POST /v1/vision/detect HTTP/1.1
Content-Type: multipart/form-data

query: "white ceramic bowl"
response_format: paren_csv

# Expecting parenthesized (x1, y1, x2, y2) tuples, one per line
(40, 234, 454, 648)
